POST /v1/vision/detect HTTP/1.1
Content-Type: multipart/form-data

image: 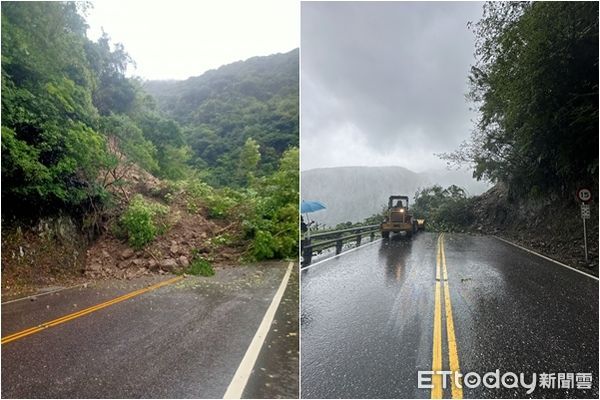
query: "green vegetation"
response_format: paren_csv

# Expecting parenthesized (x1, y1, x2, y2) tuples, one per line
(412, 185, 475, 231)
(1, 2, 189, 215)
(209, 234, 232, 247)
(443, 2, 598, 199)
(170, 147, 298, 261)
(143, 50, 299, 187)
(333, 221, 356, 230)
(186, 253, 215, 277)
(1, 2, 298, 262)
(185, 146, 299, 260)
(331, 215, 381, 231)
(243, 147, 299, 259)
(118, 195, 169, 249)
(183, 179, 239, 218)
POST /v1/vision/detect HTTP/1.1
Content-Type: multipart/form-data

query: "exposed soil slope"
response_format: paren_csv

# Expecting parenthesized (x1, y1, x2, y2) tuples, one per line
(469, 184, 598, 275)
(2, 166, 246, 299)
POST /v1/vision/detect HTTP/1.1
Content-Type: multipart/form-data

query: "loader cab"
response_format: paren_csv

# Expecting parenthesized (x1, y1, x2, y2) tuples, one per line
(390, 196, 408, 211)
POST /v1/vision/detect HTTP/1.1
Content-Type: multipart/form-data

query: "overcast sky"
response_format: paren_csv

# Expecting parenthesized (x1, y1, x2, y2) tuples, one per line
(85, 1, 298, 80)
(301, 1, 484, 172)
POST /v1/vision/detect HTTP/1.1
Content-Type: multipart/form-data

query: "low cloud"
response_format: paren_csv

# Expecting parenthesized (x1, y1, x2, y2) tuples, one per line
(301, 2, 484, 172)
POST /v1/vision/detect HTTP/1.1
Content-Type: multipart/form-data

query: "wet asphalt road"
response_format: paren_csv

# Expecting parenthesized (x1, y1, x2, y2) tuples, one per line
(242, 264, 299, 399)
(301, 232, 598, 399)
(2, 262, 297, 398)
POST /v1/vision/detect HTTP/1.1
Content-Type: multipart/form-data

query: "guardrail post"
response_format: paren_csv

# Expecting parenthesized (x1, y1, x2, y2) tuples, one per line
(356, 234, 361, 246)
(302, 238, 312, 266)
(335, 239, 343, 254)
(370, 231, 375, 241)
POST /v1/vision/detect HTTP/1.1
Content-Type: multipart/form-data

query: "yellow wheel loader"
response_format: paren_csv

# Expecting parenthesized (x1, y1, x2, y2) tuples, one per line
(380, 195, 417, 239)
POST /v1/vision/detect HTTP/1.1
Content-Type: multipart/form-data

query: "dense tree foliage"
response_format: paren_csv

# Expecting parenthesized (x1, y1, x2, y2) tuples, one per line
(244, 147, 299, 259)
(144, 50, 299, 187)
(444, 2, 598, 198)
(2, 2, 107, 214)
(412, 185, 475, 231)
(1, 2, 192, 216)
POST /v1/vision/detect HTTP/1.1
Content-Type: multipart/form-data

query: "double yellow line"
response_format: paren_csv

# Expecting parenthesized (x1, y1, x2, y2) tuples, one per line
(1, 275, 183, 345)
(431, 233, 462, 399)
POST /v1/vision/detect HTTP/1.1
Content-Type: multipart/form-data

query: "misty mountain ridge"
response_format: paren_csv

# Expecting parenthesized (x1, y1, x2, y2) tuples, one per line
(143, 49, 298, 186)
(301, 166, 491, 227)
(143, 49, 299, 125)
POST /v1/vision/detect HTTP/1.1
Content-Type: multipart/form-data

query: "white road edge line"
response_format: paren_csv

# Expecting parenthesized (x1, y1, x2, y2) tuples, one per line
(493, 235, 598, 281)
(301, 238, 383, 270)
(1, 282, 92, 305)
(223, 261, 294, 399)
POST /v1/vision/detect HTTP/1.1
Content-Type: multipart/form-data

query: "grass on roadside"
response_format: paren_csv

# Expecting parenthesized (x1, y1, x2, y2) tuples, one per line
(185, 252, 215, 276)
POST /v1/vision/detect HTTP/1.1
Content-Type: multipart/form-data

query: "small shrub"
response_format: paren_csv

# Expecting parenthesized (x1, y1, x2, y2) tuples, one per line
(147, 181, 181, 201)
(184, 180, 237, 218)
(119, 195, 169, 249)
(186, 255, 215, 276)
(209, 234, 232, 247)
(185, 199, 199, 214)
(186, 180, 213, 199)
(206, 189, 238, 219)
(250, 229, 275, 259)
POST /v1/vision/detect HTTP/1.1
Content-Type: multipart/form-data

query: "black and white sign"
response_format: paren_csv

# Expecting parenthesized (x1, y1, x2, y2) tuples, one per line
(577, 188, 592, 203)
(581, 203, 591, 219)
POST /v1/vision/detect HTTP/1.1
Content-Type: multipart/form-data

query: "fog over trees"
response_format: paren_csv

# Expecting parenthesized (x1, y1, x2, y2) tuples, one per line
(301, 166, 490, 227)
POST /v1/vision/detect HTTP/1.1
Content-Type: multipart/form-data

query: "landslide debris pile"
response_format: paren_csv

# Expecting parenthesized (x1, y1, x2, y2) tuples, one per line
(1, 164, 246, 298)
(84, 166, 244, 280)
(470, 184, 598, 272)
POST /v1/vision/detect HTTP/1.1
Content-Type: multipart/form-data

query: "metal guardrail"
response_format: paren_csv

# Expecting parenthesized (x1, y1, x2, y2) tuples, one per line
(301, 224, 380, 267)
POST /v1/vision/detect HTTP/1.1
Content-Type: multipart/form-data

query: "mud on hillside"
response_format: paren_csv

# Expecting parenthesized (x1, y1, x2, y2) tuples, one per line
(1, 167, 248, 300)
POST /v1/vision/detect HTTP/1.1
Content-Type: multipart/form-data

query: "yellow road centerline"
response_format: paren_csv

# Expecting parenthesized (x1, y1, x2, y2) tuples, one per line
(431, 234, 443, 399)
(1, 275, 183, 345)
(1, 285, 153, 342)
(432, 281, 443, 399)
(441, 235, 463, 399)
(443, 283, 462, 399)
(1, 288, 148, 342)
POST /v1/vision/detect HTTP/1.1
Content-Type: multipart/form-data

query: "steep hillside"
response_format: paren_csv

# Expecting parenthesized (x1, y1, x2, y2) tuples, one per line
(301, 166, 489, 226)
(144, 49, 299, 186)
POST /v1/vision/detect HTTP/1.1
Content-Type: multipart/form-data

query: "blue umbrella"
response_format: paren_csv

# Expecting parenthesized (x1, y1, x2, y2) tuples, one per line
(301, 200, 326, 213)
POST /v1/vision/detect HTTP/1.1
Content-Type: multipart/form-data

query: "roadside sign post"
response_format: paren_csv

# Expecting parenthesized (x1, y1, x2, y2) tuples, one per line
(577, 188, 592, 264)
(581, 204, 590, 263)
